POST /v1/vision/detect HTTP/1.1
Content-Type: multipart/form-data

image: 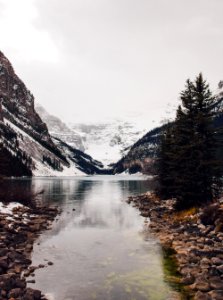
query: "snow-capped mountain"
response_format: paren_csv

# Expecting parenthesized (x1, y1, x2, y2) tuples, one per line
(0, 51, 103, 177)
(69, 120, 148, 167)
(36, 103, 149, 169)
(35, 104, 84, 151)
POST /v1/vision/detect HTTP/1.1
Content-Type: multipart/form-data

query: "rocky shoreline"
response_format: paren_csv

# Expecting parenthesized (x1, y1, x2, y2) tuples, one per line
(0, 202, 59, 300)
(127, 193, 223, 300)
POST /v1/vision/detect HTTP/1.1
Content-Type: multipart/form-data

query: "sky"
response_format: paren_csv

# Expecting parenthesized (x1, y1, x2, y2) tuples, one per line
(0, 0, 223, 128)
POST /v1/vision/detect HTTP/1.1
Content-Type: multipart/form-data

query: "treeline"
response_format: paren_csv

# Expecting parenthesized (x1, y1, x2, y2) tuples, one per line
(156, 73, 223, 210)
(42, 154, 63, 171)
(0, 145, 32, 177)
(0, 123, 33, 176)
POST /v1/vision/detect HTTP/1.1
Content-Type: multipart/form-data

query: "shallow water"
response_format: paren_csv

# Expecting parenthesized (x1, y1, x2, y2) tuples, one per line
(16, 175, 181, 300)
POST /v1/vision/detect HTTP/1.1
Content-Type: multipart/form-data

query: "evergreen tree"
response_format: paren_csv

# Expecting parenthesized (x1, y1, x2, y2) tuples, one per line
(156, 123, 175, 198)
(157, 74, 222, 209)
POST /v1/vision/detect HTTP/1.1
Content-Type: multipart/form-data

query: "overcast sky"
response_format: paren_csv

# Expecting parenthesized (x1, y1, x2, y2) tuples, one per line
(0, 0, 223, 127)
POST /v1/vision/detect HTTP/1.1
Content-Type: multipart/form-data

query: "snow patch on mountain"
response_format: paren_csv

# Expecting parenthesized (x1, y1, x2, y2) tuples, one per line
(69, 119, 152, 167)
(35, 103, 84, 151)
(3, 117, 85, 177)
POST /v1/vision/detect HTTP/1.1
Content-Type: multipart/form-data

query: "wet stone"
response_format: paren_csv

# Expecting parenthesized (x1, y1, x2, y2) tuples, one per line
(209, 277, 223, 290)
(208, 290, 223, 300)
(24, 288, 42, 300)
(194, 291, 211, 300)
(211, 257, 223, 266)
(8, 287, 23, 298)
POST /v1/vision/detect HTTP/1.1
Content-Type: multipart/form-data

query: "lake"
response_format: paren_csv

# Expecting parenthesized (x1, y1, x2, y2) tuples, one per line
(15, 175, 181, 300)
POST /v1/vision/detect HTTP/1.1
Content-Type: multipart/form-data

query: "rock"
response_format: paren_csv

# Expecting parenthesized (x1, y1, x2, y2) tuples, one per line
(201, 257, 211, 265)
(190, 268, 202, 278)
(30, 224, 41, 232)
(1, 289, 7, 297)
(208, 290, 223, 300)
(211, 257, 223, 266)
(24, 270, 31, 277)
(209, 277, 223, 290)
(194, 291, 211, 300)
(0, 248, 8, 256)
(180, 266, 194, 276)
(0, 205, 59, 300)
(27, 279, 35, 284)
(47, 261, 53, 266)
(29, 266, 37, 273)
(192, 277, 211, 292)
(209, 266, 219, 276)
(140, 211, 150, 218)
(0, 274, 16, 291)
(26, 244, 33, 251)
(216, 265, 223, 274)
(181, 275, 195, 285)
(15, 277, 26, 289)
(189, 255, 200, 264)
(14, 265, 22, 274)
(8, 287, 23, 298)
(0, 257, 8, 269)
(24, 288, 41, 300)
(215, 223, 223, 233)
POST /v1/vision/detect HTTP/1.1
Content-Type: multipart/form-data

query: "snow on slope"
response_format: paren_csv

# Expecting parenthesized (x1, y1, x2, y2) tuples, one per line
(35, 103, 85, 151)
(4, 118, 85, 177)
(69, 119, 153, 167)
(36, 102, 164, 169)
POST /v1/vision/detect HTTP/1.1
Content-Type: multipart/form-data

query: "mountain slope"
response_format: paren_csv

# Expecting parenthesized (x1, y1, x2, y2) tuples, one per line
(113, 82, 223, 175)
(53, 137, 111, 175)
(0, 121, 32, 177)
(70, 120, 147, 167)
(0, 51, 102, 177)
(0, 52, 66, 161)
(112, 125, 165, 174)
(35, 104, 85, 151)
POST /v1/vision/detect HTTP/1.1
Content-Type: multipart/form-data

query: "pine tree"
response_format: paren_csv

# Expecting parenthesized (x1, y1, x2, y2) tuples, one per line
(156, 123, 175, 198)
(157, 74, 222, 209)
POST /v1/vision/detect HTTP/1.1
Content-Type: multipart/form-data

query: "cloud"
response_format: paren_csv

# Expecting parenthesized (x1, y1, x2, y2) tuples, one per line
(0, 0, 223, 126)
(0, 0, 59, 63)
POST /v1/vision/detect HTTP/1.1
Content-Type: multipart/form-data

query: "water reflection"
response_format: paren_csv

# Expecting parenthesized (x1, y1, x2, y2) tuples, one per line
(7, 176, 180, 300)
(72, 180, 143, 229)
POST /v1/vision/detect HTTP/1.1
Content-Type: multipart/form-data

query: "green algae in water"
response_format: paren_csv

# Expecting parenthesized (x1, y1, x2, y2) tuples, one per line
(162, 248, 192, 300)
(101, 267, 180, 300)
(90, 248, 192, 300)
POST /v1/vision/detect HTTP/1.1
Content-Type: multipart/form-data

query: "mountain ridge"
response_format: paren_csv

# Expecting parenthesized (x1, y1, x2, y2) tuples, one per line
(0, 51, 104, 177)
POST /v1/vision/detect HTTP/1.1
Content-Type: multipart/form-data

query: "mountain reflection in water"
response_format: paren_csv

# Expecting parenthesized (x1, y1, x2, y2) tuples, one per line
(10, 176, 181, 300)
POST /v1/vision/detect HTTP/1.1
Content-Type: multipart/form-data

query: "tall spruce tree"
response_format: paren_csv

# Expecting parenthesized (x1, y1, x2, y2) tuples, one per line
(157, 74, 222, 209)
(156, 123, 175, 198)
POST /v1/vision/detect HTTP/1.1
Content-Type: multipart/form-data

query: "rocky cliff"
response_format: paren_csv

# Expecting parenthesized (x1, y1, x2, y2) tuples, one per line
(0, 52, 62, 157)
(0, 51, 103, 176)
(35, 103, 85, 151)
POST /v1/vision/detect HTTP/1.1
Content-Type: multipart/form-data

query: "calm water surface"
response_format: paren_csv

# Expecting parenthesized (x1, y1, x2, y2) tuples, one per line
(16, 175, 181, 300)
